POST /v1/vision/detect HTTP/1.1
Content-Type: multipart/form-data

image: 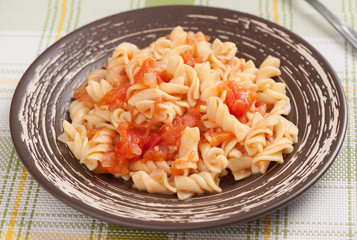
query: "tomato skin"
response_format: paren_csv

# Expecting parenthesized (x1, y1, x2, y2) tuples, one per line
(116, 122, 147, 157)
(160, 117, 186, 147)
(204, 131, 233, 147)
(99, 84, 130, 111)
(170, 164, 184, 176)
(143, 132, 162, 152)
(105, 110, 200, 173)
(94, 154, 129, 175)
(142, 116, 188, 162)
(159, 70, 173, 83)
(133, 58, 156, 84)
(182, 108, 201, 127)
(221, 80, 257, 119)
(180, 50, 202, 67)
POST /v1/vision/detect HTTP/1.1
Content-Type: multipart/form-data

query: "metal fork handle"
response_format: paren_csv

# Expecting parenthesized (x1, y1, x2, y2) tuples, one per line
(306, 0, 357, 50)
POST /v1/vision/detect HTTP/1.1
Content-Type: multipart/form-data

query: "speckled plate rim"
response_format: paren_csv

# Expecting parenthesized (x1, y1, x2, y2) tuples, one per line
(10, 5, 347, 231)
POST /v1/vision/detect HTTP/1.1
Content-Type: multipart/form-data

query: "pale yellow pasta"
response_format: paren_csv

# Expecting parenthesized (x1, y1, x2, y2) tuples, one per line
(175, 172, 221, 200)
(83, 105, 112, 129)
(111, 108, 132, 128)
(69, 100, 93, 123)
(83, 127, 116, 170)
(129, 160, 171, 175)
(87, 69, 107, 82)
(131, 170, 176, 194)
(169, 26, 187, 47)
(86, 79, 113, 103)
(228, 155, 253, 181)
(184, 65, 200, 106)
(154, 102, 187, 123)
(211, 38, 237, 63)
(194, 62, 220, 101)
(60, 121, 90, 166)
(206, 97, 250, 141)
(199, 142, 228, 173)
(172, 127, 200, 172)
(151, 37, 171, 60)
(59, 26, 298, 200)
(106, 42, 139, 84)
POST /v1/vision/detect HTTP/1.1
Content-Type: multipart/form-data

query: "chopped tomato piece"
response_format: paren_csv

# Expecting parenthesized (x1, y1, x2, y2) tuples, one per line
(143, 132, 162, 152)
(133, 58, 158, 85)
(142, 116, 186, 162)
(170, 164, 184, 176)
(111, 110, 201, 171)
(204, 131, 233, 147)
(159, 70, 173, 83)
(116, 122, 147, 158)
(94, 154, 129, 175)
(160, 117, 186, 147)
(221, 80, 257, 119)
(180, 50, 202, 67)
(99, 84, 130, 111)
(182, 108, 201, 127)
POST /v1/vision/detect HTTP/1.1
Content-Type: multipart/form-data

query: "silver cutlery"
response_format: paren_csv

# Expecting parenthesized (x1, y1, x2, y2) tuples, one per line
(306, 0, 357, 50)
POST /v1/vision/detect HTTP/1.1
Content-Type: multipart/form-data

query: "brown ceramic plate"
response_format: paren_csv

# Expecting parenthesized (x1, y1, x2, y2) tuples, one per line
(10, 6, 347, 231)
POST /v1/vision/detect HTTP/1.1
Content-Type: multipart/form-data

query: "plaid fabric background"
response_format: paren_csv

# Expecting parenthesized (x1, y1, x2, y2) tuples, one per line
(0, 0, 356, 239)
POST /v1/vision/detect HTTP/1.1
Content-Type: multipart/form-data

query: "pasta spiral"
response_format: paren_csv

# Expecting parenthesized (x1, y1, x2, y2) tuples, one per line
(175, 172, 221, 200)
(131, 170, 176, 194)
(59, 26, 298, 200)
(206, 97, 250, 141)
(199, 142, 228, 173)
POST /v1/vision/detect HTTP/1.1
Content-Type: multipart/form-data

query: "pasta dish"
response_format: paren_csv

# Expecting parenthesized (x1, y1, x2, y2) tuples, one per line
(59, 26, 298, 200)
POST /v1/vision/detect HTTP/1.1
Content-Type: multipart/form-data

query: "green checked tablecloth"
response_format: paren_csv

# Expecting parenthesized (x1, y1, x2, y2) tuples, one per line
(1, 0, 356, 239)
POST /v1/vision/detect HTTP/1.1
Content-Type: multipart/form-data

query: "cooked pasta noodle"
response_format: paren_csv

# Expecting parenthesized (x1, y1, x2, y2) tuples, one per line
(59, 26, 298, 200)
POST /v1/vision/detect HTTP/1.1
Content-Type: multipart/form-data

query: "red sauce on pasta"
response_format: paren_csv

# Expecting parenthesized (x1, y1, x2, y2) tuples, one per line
(204, 131, 233, 147)
(96, 108, 201, 175)
(221, 80, 257, 119)
(180, 50, 202, 67)
(99, 84, 130, 111)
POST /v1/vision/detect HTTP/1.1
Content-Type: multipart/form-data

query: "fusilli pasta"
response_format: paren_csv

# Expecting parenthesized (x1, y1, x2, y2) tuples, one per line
(59, 26, 298, 200)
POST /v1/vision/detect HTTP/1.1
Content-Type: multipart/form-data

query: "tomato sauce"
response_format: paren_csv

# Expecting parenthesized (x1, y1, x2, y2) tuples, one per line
(96, 108, 201, 175)
(220, 80, 257, 119)
(204, 131, 233, 147)
(180, 50, 202, 67)
(99, 84, 130, 112)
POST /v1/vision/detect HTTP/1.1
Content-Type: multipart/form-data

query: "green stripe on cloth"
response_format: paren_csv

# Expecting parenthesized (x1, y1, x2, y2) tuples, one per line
(283, 206, 288, 238)
(44, 0, 59, 48)
(73, 0, 82, 29)
(342, 0, 355, 237)
(65, 0, 76, 33)
(0, 148, 16, 231)
(352, 0, 357, 238)
(106, 225, 169, 240)
(145, 0, 194, 7)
